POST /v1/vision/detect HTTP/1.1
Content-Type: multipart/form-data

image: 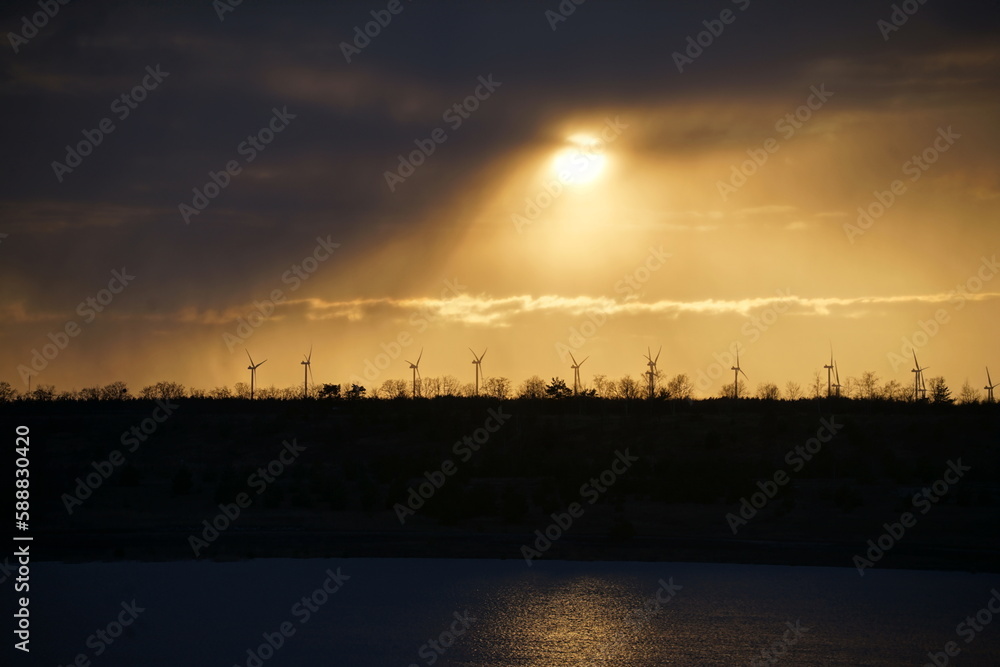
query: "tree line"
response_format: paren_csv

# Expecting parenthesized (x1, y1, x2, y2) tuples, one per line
(0, 370, 987, 403)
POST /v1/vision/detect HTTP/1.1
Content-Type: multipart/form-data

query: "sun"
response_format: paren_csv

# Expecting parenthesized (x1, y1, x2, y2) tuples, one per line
(552, 134, 607, 185)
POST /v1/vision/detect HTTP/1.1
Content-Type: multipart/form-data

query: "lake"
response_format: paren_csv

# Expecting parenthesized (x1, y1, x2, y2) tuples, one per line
(24, 558, 1000, 665)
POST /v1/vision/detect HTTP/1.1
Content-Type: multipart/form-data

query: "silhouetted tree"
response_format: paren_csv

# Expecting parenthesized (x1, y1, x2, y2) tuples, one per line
(958, 380, 979, 405)
(0, 381, 17, 402)
(616, 375, 642, 400)
(100, 381, 130, 400)
(858, 371, 881, 400)
(666, 374, 695, 400)
(319, 383, 341, 399)
(928, 376, 953, 404)
(345, 384, 366, 399)
(719, 380, 748, 399)
(784, 381, 802, 400)
(545, 378, 572, 399)
(378, 379, 408, 399)
(209, 386, 233, 399)
(517, 375, 546, 399)
(483, 376, 511, 401)
(756, 382, 780, 400)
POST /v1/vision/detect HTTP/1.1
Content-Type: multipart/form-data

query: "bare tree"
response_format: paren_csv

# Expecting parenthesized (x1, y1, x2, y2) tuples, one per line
(209, 386, 233, 399)
(616, 375, 642, 400)
(756, 382, 780, 400)
(784, 381, 802, 400)
(517, 375, 546, 399)
(881, 379, 908, 402)
(719, 379, 748, 399)
(958, 380, 980, 405)
(100, 381, 130, 400)
(483, 376, 511, 401)
(666, 373, 695, 400)
(378, 379, 408, 399)
(855, 371, 881, 400)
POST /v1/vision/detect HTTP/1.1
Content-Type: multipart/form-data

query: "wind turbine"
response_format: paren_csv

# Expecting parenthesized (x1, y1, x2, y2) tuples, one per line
(405, 348, 423, 398)
(985, 367, 998, 403)
(911, 351, 928, 401)
(731, 348, 748, 399)
(832, 361, 842, 398)
(643, 346, 661, 399)
(569, 352, 589, 396)
(300, 346, 313, 399)
(470, 348, 487, 396)
(246, 350, 267, 400)
(824, 346, 835, 398)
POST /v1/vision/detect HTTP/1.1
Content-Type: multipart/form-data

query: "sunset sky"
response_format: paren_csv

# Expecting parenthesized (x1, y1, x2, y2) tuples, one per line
(2, 0, 999, 397)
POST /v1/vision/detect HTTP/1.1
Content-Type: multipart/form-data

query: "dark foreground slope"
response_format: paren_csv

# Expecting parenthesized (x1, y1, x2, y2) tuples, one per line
(5, 397, 999, 571)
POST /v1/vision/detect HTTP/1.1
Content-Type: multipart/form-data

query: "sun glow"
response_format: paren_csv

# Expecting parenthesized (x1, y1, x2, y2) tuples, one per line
(553, 134, 608, 185)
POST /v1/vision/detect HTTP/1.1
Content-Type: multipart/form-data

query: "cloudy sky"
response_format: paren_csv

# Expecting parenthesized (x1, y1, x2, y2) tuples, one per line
(2, 0, 999, 396)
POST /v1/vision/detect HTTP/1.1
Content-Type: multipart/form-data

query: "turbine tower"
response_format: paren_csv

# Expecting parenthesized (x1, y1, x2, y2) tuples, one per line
(731, 348, 748, 399)
(824, 346, 835, 398)
(911, 351, 928, 401)
(985, 367, 998, 403)
(643, 346, 661, 399)
(470, 348, 487, 396)
(405, 348, 423, 398)
(300, 346, 313, 399)
(246, 350, 267, 400)
(832, 361, 842, 398)
(569, 352, 589, 396)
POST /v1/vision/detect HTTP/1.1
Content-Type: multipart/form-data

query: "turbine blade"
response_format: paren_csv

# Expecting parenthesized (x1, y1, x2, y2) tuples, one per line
(988, 367, 993, 386)
(416, 347, 423, 365)
(580, 356, 589, 366)
(569, 352, 578, 366)
(246, 349, 254, 365)
(654, 346, 662, 363)
(739, 368, 749, 380)
(912, 350, 919, 368)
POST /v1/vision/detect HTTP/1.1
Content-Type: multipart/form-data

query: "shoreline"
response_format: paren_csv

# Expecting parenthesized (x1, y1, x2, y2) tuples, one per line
(36, 529, 1000, 573)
